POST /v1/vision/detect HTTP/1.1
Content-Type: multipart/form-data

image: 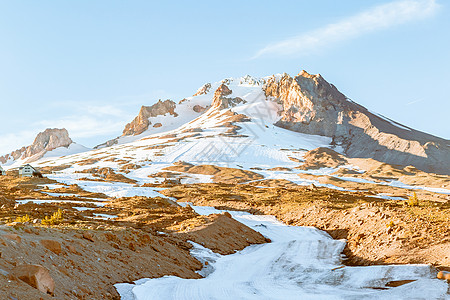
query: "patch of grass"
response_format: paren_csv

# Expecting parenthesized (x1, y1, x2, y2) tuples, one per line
(41, 209, 64, 225)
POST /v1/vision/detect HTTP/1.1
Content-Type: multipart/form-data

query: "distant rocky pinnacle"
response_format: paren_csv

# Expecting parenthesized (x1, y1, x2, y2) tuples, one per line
(0, 128, 73, 164)
(122, 100, 178, 136)
(264, 71, 450, 175)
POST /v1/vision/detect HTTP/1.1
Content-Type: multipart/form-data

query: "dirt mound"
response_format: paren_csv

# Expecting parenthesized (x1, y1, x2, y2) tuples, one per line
(171, 213, 268, 255)
(164, 163, 263, 183)
(188, 165, 222, 175)
(105, 196, 197, 228)
(213, 168, 263, 184)
(398, 172, 450, 189)
(296, 147, 348, 170)
(342, 158, 450, 189)
(249, 179, 298, 188)
(268, 167, 292, 172)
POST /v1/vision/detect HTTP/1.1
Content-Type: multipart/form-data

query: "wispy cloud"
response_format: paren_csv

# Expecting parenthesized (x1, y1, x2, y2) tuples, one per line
(254, 0, 439, 58)
(406, 99, 423, 105)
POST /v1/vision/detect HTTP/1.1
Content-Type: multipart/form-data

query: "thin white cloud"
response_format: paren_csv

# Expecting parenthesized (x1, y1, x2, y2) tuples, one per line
(85, 105, 125, 117)
(254, 0, 439, 58)
(406, 99, 423, 105)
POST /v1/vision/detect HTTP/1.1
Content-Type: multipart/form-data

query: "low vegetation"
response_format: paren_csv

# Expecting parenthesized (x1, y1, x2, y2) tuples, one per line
(407, 192, 419, 206)
(41, 209, 64, 226)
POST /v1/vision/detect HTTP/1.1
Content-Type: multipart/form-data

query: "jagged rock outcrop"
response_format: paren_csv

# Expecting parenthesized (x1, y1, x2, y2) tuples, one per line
(264, 71, 450, 175)
(211, 84, 246, 110)
(0, 128, 73, 164)
(122, 100, 178, 136)
(95, 99, 183, 149)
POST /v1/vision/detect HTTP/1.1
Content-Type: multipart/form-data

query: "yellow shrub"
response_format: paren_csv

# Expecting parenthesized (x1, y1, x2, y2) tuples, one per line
(15, 214, 31, 223)
(41, 209, 64, 226)
(407, 192, 419, 207)
(386, 220, 395, 228)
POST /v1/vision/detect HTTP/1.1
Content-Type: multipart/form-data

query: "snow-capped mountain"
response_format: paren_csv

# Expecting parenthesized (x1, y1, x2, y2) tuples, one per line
(0, 128, 90, 167)
(5, 70, 449, 178)
(89, 70, 449, 175)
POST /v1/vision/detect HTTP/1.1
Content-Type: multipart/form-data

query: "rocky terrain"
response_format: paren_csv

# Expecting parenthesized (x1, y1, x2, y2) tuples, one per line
(1, 70, 449, 298)
(0, 175, 267, 299)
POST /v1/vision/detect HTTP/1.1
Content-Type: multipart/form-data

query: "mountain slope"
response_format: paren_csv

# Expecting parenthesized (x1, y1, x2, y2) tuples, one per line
(264, 71, 450, 175)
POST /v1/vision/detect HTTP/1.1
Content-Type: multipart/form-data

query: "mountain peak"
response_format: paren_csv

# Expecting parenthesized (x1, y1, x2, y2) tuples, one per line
(0, 128, 76, 165)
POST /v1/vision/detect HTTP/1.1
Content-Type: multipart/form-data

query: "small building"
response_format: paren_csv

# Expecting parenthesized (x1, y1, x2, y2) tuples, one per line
(19, 164, 40, 177)
(0, 165, 5, 175)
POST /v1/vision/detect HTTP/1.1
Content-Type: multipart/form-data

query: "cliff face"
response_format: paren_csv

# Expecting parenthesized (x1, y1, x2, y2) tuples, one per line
(264, 71, 450, 175)
(0, 128, 73, 164)
(122, 100, 178, 136)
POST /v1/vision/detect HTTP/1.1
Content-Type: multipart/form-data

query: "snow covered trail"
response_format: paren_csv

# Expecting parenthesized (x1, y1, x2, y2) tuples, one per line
(116, 206, 449, 300)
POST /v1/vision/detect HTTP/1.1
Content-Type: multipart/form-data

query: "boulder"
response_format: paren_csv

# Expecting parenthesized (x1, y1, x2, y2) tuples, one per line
(11, 264, 55, 295)
(82, 232, 95, 242)
(223, 212, 232, 218)
(40, 239, 62, 255)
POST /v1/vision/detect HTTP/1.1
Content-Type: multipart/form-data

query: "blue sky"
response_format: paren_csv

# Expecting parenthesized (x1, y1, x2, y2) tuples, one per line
(0, 0, 449, 154)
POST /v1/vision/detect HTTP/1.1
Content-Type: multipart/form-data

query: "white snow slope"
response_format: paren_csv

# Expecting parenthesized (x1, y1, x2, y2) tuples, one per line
(116, 205, 449, 300)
